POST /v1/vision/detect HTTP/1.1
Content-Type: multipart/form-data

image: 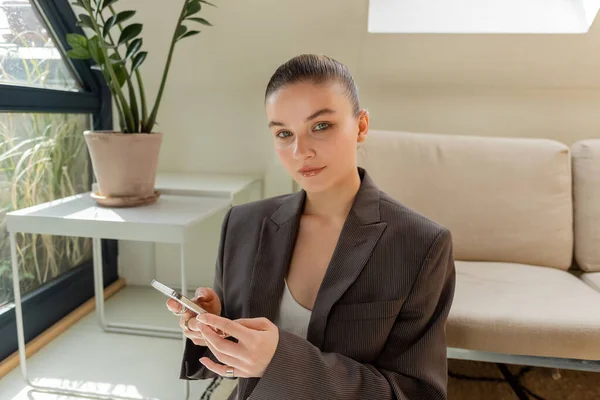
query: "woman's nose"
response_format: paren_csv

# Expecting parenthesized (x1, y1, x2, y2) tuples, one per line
(293, 136, 313, 159)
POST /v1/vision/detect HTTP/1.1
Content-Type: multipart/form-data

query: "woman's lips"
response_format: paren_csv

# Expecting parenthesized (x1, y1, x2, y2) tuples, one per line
(298, 166, 325, 177)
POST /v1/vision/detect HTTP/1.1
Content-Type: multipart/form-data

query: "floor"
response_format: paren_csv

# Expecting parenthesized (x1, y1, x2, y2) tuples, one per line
(448, 359, 600, 400)
(0, 286, 226, 400)
(0, 286, 598, 400)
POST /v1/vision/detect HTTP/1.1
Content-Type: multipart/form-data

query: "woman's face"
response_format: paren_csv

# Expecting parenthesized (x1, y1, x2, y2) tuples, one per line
(265, 80, 368, 193)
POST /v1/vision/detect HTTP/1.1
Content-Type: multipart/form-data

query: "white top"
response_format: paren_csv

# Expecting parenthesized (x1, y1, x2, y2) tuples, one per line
(275, 280, 312, 340)
(5, 193, 231, 244)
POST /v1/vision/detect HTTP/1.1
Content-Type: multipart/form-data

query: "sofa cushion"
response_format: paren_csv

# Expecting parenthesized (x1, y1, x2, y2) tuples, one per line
(581, 272, 600, 293)
(447, 261, 600, 360)
(358, 130, 573, 269)
(572, 139, 600, 272)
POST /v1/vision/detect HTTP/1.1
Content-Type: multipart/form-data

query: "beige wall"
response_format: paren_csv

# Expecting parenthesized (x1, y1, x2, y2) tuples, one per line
(111, 0, 600, 286)
(122, 0, 600, 180)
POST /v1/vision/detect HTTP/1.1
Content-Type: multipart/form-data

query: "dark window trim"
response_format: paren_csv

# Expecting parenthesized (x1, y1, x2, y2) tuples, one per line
(0, 0, 116, 361)
(0, 85, 101, 113)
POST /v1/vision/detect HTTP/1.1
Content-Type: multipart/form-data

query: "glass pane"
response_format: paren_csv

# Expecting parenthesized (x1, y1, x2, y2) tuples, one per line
(0, 112, 92, 309)
(0, 0, 80, 90)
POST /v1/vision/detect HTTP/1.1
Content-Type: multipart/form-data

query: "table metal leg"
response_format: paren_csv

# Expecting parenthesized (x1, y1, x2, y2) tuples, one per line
(11, 232, 165, 400)
(10, 232, 31, 387)
(91, 237, 182, 340)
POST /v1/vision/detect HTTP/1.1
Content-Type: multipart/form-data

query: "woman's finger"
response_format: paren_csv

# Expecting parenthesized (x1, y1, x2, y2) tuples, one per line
(166, 298, 181, 313)
(234, 317, 271, 331)
(200, 357, 247, 379)
(202, 335, 249, 372)
(190, 336, 206, 346)
(179, 312, 197, 332)
(197, 314, 251, 342)
(201, 324, 250, 363)
(182, 324, 206, 345)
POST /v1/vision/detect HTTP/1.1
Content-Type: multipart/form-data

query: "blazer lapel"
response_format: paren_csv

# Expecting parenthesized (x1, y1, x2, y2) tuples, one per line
(306, 216, 386, 349)
(239, 190, 305, 399)
(246, 190, 305, 321)
(307, 169, 387, 349)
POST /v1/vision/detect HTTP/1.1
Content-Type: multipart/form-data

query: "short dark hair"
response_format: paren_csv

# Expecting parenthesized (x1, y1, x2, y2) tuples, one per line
(265, 54, 360, 116)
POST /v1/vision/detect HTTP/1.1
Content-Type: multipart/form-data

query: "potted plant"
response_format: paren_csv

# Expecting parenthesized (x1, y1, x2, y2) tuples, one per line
(65, 0, 214, 206)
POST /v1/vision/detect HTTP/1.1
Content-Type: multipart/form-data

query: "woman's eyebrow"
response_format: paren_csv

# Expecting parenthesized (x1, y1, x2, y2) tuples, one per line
(268, 108, 336, 128)
(306, 108, 336, 121)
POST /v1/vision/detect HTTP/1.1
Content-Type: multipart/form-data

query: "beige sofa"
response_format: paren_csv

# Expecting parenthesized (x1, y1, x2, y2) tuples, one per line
(358, 130, 600, 372)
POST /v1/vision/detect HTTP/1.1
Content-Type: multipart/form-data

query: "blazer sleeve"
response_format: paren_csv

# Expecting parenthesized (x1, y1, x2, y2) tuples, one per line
(179, 206, 233, 381)
(249, 228, 456, 400)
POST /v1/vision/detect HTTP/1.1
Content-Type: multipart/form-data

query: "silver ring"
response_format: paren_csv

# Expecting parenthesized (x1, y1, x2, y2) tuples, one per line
(175, 306, 187, 316)
(226, 365, 234, 378)
(182, 315, 193, 330)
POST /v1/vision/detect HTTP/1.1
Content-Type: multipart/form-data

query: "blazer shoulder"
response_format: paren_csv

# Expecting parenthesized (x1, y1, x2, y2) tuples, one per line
(379, 191, 452, 246)
(228, 192, 295, 224)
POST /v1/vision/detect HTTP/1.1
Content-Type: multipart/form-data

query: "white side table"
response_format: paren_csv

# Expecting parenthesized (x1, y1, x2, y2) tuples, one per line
(149, 173, 263, 289)
(154, 172, 263, 204)
(7, 193, 231, 400)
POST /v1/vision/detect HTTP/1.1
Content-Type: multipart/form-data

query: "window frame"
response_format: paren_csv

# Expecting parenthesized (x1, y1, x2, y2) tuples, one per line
(0, 0, 117, 361)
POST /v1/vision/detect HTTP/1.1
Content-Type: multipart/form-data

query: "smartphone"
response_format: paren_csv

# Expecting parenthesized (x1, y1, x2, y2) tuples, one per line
(151, 279, 207, 315)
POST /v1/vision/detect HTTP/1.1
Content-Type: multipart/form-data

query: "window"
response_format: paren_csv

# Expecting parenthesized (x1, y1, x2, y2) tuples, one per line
(0, 0, 116, 361)
(0, 0, 79, 90)
(0, 112, 92, 308)
(368, 0, 600, 34)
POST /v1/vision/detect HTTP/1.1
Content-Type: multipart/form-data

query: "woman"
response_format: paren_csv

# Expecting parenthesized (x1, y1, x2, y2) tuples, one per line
(167, 54, 456, 400)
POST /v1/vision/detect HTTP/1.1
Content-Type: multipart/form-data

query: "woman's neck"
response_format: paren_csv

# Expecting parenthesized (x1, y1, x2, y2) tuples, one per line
(303, 169, 361, 220)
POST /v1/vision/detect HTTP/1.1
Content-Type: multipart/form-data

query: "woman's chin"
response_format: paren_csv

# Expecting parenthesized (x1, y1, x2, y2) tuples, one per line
(295, 177, 331, 193)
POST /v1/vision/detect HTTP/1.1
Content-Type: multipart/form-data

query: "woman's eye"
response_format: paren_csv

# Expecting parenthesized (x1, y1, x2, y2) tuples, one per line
(314, 122, 329, 131)
(277, 131, 292, 139)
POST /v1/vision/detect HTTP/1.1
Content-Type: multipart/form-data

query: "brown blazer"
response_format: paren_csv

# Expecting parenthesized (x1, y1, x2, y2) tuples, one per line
(180, 167, 456, 400)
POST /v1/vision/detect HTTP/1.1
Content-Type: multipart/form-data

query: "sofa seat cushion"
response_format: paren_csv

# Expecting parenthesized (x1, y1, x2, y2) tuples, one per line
(447, 261, 600, 360)
(581, 272, 600, 293)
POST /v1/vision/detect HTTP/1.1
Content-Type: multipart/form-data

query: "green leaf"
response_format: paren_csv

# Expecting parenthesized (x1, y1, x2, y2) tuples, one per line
(185, 1, 201, 17)
(118, 23, 143, 45)
(67, 48, 91, 59)
(125, 38, 143, 60)
(180, 30, 200, 39)
(131, 51, 147, 71)
(199, 0, 216, 7)
(102, 20, 113, 38)
(66, 33, 88, 49)
(105, 11, 136, 38)
(77, 14, 95, 30)
(175, 25, 187, 40)
(71, 0, 85, 9)
(102, 0, 119, 9)
(109, 52, 125, 64)
(187, 17, 212, 26)
(113, 64, 128, 88)
(87, 36, 105, 65)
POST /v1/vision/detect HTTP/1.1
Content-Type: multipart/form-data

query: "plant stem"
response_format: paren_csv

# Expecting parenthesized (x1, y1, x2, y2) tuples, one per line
(109, 5, 148, 127)
(144, 0, 189, 133)
(99, 9, 139, 132)
(83, 0, 135, 132)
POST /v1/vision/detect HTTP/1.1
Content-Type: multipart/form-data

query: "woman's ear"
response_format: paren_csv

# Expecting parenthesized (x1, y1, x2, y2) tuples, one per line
(357, 109, 369, 143)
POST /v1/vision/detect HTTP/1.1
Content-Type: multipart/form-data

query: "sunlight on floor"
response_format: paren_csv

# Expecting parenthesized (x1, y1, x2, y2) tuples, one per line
(13, 377, 154, 400)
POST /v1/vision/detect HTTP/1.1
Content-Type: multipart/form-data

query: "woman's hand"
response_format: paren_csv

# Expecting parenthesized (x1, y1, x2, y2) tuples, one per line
(166, 287, 222, 346)
(192, 313, 279, 379)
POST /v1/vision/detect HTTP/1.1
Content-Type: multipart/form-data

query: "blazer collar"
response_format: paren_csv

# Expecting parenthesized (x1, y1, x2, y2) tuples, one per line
(269, 167, 382, 227)
(246, 166, 387, 346)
